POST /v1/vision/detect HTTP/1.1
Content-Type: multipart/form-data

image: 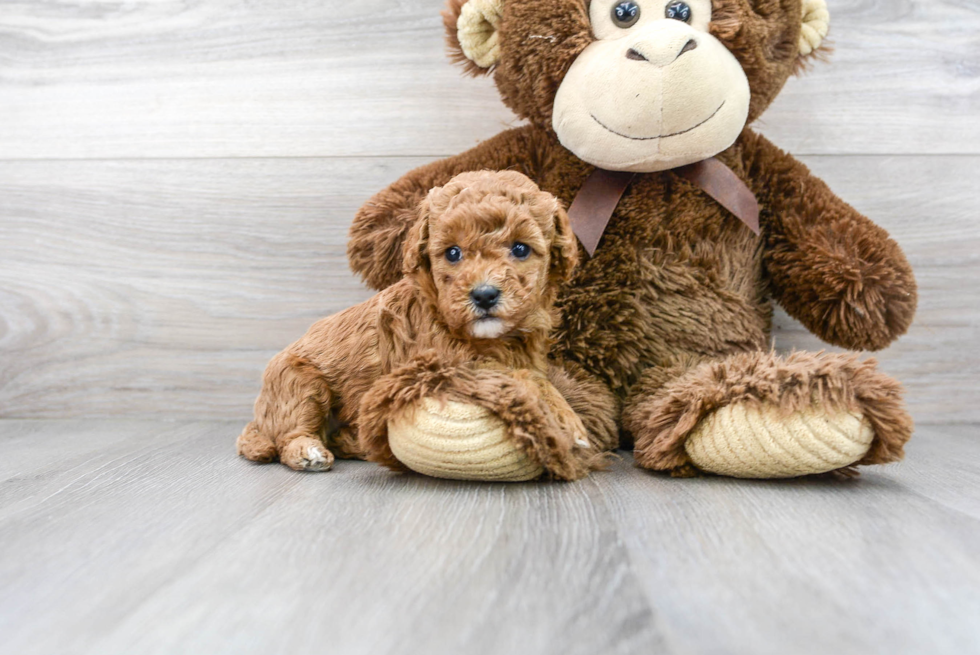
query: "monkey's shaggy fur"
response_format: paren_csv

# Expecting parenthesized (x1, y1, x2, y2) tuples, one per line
(238, 170, 617, 479)
(346, 0, 917, 476)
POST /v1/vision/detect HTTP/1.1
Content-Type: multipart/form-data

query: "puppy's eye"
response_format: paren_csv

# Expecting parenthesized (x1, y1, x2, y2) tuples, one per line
(611, 1, 641, 28)
(445, 246, 463, 263)
(511, 242, 531, 260)
(665, 1, 691, 22)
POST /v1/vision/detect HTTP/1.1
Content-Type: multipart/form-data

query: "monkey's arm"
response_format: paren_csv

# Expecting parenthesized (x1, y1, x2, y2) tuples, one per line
(348, 126, 542, 290)
(740, 130, 917, 351)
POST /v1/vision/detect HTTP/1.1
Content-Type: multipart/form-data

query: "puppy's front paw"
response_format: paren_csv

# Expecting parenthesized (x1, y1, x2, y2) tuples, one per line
(280, 436, 335, 472)
(523, 371, 590, 451)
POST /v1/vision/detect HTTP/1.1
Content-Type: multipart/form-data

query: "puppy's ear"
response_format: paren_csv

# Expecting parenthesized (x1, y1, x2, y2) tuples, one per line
(549, 201, 579, 284)
(402, 200, 432, 278)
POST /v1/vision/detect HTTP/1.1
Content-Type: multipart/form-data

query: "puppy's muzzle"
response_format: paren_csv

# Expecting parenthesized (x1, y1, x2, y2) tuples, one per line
(470, 284, 501, 312)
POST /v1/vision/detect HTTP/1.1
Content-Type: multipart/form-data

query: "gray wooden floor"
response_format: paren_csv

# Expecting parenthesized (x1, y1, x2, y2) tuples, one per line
(1, 421, 978, 655)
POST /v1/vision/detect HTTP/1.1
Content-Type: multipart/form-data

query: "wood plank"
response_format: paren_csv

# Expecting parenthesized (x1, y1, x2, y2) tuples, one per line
(1, 155, 976, 421)
(760, 0, 980, 155)
(884, 424, 980, 520)
(0, 156, 391, 421)
(0, 419, 191, 484)
(0, 0, 977, 159)
(0, 420, 978, 654)
(0, 420, 663, 655)
(596, 425, 980, 655)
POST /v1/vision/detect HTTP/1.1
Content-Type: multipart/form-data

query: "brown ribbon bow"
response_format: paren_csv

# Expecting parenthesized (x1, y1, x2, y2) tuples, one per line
(567, 157, 761, 258)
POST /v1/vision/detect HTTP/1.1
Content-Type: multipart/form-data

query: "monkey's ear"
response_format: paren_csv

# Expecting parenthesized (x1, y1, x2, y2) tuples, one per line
(444, 0, 503, 76)
(549, 202, 579, 285)
(403, 202, 432, 277)
(798, 0, 830, 59)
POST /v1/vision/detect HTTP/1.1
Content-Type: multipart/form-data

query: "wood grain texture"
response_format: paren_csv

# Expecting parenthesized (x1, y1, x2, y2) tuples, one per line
(0, 419, 978, 655)
(0, 0, 978, 159)
(0, 420, 662, 655)
(595, 423, 980, 655)
(1, 155, 976, 421)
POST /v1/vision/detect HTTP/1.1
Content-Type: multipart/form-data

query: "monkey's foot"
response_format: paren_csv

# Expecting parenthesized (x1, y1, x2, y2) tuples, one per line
(387, 398, 544, 481)
(683, 403, 873, 478)
(628, 351, 912, 479)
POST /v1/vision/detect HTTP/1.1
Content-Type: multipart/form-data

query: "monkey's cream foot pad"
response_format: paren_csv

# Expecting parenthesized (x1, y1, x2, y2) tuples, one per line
(387, 398, 544, 482)
(684, 402, 875, 479)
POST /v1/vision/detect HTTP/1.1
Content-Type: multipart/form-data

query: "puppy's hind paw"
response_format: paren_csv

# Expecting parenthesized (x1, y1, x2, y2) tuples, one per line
(237, 422, 277, 463)
(281, 437, 335, 472)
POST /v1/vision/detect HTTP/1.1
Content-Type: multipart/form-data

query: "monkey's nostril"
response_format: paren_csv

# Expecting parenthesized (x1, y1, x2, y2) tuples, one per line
(470, 285, 501, 310)
(677, 39, 698, 58)
(626, 48, 648, 62)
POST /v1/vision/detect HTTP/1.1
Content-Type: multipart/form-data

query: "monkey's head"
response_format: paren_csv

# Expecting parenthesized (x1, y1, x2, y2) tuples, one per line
(445, 0, 829, 172)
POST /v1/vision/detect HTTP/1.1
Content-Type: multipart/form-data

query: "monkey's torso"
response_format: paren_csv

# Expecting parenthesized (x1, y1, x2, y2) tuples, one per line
(515, 126, 774, 398)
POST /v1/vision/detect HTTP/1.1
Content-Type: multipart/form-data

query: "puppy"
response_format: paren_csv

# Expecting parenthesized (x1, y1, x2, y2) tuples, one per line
(236, 170, 595, 478)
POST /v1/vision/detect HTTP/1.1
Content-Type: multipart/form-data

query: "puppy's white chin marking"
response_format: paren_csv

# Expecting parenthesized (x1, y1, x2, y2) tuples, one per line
(470, 318, 507, 339)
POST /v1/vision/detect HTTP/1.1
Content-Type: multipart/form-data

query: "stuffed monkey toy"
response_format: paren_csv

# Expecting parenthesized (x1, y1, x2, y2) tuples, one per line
(347, 0, 917, 479)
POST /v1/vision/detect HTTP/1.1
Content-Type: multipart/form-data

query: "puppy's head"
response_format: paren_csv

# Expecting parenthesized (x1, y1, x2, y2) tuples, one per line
(403, 170, 578, 341)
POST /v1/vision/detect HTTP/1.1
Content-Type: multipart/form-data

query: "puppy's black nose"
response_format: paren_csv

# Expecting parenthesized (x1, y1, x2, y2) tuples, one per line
(470, 285, 501, 310)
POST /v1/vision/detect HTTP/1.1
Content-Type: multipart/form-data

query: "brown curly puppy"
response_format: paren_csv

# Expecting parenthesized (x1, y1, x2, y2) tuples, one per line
(236, 170, 615, 479)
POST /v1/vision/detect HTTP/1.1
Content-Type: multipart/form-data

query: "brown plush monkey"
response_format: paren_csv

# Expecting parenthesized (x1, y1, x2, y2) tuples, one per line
(347, 0, 916, 479)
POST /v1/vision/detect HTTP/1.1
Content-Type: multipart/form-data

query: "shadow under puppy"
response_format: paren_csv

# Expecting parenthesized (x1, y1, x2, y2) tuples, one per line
(237, 170, 616, 480)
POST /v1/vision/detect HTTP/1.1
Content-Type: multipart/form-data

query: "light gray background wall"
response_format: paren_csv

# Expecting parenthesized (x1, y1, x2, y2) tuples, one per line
(1, 0, 977, 422)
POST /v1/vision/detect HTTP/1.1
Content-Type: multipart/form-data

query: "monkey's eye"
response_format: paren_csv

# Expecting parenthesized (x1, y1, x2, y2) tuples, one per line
(611, 1, 641, 28)
(511, 242, 531, 260)
(665, 1, 692, 22)
(445, 246, 463, 263)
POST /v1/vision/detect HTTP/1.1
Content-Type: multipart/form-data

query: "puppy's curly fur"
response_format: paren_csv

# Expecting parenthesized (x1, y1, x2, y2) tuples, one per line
(237, 170, 614, 479)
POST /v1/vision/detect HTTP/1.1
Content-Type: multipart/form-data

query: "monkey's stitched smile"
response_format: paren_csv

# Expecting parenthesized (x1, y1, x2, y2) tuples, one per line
(589, 101, 726, 141)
